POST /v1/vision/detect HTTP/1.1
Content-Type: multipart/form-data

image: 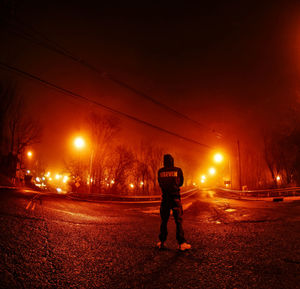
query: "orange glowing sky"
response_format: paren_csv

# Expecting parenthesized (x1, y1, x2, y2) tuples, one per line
(1, 0, 300, 172)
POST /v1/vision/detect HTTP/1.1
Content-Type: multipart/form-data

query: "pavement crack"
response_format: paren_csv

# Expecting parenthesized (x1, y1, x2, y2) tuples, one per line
(128, 251, 187, 288)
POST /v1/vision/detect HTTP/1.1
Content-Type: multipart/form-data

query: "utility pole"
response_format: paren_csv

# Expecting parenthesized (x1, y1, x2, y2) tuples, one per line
(237, 140, 242, 190)
(88, 149, 94, 194)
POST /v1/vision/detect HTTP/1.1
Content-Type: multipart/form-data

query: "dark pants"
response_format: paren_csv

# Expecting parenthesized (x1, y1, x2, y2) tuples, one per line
(159, 198, 186, 244)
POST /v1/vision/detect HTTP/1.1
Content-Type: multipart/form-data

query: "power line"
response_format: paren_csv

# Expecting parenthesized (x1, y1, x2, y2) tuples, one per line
(0, 61, 213, 149)
(5, 18, 223, 138)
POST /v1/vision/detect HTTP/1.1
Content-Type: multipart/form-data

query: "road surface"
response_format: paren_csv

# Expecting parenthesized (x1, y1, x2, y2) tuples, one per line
(0, 188, 299, 288)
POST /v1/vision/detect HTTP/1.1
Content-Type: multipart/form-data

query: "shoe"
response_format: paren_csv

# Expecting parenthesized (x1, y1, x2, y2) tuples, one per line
(179, 242, 191, 251)
(157, 241, 165, 249)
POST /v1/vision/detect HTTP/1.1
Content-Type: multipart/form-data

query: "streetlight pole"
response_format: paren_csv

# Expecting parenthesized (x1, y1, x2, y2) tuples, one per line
(228, 157, 232, 188)
(237, 140, 242, 190)
(74, 136, 85, 191)
(213, 152, 232, 188)
(88, 149, 94, 194)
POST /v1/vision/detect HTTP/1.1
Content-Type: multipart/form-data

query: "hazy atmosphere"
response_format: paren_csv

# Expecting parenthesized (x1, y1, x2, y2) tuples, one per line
(1, 1, 300, 189)
(0, 1, 300, 288)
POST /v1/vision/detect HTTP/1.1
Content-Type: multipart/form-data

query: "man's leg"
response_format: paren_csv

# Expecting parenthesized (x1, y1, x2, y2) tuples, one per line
(159, 201, 170, 243)
(172, 199, 186, 244)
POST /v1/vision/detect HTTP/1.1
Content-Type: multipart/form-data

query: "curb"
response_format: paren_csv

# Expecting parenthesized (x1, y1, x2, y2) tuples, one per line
(0, 186, 199, 204)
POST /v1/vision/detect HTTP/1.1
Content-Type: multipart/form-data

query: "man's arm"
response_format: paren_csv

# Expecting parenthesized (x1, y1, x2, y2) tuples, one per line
(157, 169, 162, 188)
(178, 168, 184, 187)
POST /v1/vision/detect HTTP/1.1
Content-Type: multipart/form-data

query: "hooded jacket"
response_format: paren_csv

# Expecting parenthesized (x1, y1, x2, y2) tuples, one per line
(158, 154, 184, 199)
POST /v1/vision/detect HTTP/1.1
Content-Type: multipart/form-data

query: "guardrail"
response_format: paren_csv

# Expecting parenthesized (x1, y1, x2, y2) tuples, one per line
(216, 187, 300, 198)
(69, 187, 198, 203)
(0, 185, 199, 203)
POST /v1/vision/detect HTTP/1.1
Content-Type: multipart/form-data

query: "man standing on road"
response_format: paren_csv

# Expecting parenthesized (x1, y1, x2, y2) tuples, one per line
(157, 154, 191, 251)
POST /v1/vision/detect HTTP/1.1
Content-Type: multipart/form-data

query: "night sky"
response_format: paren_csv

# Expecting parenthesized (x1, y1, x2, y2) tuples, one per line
(1, 0, 300, 170)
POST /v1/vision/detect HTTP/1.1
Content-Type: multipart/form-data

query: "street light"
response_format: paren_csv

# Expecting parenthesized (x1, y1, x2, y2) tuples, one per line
(27, 151, 33, 158)
(213, 152, 233, 188)
(73, 136, 95, 193)
(73, 136, 85, 183)
(74, 137, 85, 149)
(209, 167, 216, 175)
(213, 153, 223, 163)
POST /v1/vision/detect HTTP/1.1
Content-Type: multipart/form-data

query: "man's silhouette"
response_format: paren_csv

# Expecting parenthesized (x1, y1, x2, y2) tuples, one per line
(157, 154, 191, 251)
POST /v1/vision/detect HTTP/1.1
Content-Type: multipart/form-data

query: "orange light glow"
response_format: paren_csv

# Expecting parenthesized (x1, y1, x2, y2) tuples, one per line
(74, 137, 85, 149)
(209, 167, 216, 175)
(130, 183, 134, 188)
(276, 175, 281, 181)
(27, 151, 33, 158)
(214, 153, 223, 163)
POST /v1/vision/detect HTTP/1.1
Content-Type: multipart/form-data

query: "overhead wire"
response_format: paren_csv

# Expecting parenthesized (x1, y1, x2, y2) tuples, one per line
(5, 17, 223, 138)
(0, 60, 213, 149)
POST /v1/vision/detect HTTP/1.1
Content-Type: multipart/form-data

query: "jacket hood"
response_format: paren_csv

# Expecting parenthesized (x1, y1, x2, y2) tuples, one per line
(164, 154, 174, 168)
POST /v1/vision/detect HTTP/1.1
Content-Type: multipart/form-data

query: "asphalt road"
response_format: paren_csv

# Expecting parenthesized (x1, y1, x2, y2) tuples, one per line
(0, 188, 299, 289)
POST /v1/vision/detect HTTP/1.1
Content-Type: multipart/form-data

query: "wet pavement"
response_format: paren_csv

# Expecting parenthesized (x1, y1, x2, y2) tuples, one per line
(0, 189, 299, 288)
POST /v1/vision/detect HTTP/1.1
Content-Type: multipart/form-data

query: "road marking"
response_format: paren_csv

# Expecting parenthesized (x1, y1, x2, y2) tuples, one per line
(26, 200, 32, 210)
(51, 208, 99, 221)
(25, 194, 40, 210)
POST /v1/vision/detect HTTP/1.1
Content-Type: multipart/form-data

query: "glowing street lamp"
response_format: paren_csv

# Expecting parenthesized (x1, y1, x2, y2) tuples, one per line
(74, 137, 85, 149)
(214, 153, 223, 163)
(27, 151, 33, 158)
(209, 167, 216, 175)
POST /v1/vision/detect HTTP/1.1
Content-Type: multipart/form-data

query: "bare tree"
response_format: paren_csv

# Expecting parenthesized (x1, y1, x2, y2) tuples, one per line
(132, 141, 163, 195)
(108, 145, 134, 193)
(147, 144, 163, 193)
(132, 160, 150, 194)
(8, 95, 42, 156)
(241, 146, 271, 189)
(86, 112, 120, 193)
(263, 123, 300, 188)
(0, 82, 42, 180)
(0, 82, 15, 155)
